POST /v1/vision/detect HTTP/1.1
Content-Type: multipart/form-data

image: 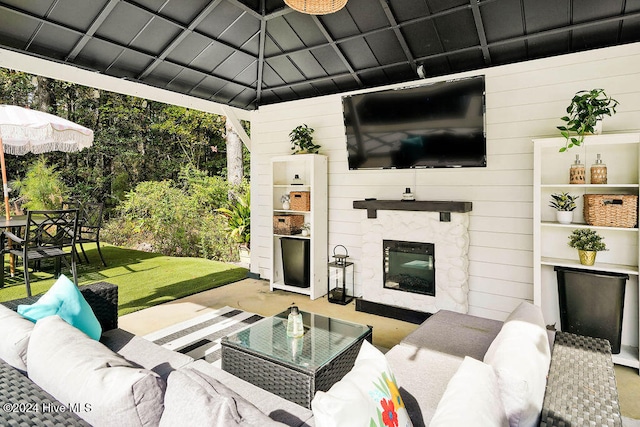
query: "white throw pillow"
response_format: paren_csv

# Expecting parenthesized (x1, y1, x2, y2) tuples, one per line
(483, 302, 551, 427)
(311, 340, 413, 427)
(430, 357, 508, 427)
(0, 304, 34, 371)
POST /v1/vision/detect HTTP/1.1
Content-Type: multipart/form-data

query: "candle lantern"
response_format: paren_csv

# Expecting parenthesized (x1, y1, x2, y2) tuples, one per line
(328, 245, 354, 305)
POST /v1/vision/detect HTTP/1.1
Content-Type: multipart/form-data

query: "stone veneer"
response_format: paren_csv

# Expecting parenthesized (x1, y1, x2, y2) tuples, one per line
(361, 210, 470, 314)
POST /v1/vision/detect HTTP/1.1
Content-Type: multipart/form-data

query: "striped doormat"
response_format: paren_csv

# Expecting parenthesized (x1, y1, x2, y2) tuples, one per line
(143, 306, 264, 367)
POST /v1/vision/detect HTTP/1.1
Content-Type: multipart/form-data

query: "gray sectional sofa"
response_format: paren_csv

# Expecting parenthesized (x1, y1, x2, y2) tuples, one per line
(0, 281, 622, 427)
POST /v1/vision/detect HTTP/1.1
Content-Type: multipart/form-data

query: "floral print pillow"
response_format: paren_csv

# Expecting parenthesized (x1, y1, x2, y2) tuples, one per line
(311, 340, 413, 427)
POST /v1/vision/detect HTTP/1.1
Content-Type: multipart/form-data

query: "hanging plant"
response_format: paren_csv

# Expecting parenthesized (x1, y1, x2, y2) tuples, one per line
(558, 89, 619, 152)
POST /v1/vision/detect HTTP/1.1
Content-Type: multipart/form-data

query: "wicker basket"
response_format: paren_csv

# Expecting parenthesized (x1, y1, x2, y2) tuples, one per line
(273, 214, 304, 235)
(290, 191, 311, 211)
(583, 194, 638, 228)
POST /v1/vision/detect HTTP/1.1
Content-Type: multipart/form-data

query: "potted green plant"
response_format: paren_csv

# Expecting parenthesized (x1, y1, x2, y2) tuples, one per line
(280, 194, 290, 210)
(301, 223, 310, 237)
(549, 192, 578, 224)
(558, 89, 619, 152)
(289, 124, 320, 154)
(567, 228, 607, 266)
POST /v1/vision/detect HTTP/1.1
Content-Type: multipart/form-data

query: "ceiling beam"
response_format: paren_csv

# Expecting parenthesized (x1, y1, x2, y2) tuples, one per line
(379, 0, 417, 73)
(470, 0, 491, 65)
(66, 0, 120, 61)
(137, 0, 224, 80)
(311, 15, 363, 87)
(256, 0, 267, 105)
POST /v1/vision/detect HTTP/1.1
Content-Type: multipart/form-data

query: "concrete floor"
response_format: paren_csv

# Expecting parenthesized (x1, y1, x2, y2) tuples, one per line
(119, 278, 640, 420)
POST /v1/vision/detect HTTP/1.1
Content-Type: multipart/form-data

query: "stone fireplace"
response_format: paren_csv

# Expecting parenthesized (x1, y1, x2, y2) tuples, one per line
(354, 200, 471, 316)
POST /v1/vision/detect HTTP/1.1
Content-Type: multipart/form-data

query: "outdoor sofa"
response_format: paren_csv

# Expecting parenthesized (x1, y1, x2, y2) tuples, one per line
(0, 281, 621, 426)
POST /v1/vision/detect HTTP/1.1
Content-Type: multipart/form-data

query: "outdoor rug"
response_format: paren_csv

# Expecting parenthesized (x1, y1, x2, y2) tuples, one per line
(143, 306, 263, 368)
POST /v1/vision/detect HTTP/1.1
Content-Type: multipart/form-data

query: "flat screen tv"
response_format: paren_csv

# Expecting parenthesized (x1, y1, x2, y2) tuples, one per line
(342, 75, 486, 169)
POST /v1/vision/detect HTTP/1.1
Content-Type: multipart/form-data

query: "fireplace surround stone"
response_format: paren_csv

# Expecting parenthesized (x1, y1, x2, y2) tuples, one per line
(360, 210, 470, 314)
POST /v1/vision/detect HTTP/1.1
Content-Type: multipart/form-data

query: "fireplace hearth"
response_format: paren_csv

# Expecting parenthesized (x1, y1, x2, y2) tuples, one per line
(383, 240, 435, 296)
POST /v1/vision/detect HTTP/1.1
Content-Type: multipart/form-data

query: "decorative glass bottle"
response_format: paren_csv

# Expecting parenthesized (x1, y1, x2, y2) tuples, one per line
(286, 306, 304, 338)
(590, 154, 607, 184)
(569, 154, 585, 184)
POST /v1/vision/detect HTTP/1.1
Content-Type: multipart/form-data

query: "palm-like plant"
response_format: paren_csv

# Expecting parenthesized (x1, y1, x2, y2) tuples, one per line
(216, 192, 250, 247)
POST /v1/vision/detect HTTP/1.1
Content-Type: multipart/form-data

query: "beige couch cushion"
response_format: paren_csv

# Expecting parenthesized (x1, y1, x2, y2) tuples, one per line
(160, 366, 287, 427)
(27, 315, 165, 427)
(0, 304, 34, 371)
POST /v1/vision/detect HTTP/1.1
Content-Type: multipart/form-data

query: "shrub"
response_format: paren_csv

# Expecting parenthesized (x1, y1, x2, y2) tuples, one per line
(102, 166, 247, 262)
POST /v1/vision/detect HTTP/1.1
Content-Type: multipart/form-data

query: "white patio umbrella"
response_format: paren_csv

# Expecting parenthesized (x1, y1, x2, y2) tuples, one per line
(0, 105, 94, 220)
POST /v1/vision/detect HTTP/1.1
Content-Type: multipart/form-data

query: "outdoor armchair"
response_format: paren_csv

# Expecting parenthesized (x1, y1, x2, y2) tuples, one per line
(0, 209, 79, 297)
(76, 202, 107, 266)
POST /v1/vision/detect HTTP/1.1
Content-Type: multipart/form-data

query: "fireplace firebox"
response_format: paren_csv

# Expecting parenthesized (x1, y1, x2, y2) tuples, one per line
(383, 240, 435, 296)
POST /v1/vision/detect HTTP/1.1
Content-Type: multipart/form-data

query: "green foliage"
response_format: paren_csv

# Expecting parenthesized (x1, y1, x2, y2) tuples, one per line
(289, 124, 320, 154)
(13, 159, 69, 211)
(568, 228, 607, 252)
(549, 192, 578, 211)
(102, 167, 247, 262)
(558, 89, 619, 152)
(216, 191, 251, 246)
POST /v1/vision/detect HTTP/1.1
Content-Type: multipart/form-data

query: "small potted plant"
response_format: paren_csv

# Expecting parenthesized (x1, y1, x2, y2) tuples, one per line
(281, 194, 290, 210)
(558, 89, 619, 152)
(549, 192, 578, 224)
(289, 124, 321, 154)
(567, 228, 607, 266)
(301, 223, 310, 237)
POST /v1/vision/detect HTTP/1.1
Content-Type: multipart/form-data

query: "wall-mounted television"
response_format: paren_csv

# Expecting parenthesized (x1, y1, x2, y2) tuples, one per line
(342, 75, 486, 170)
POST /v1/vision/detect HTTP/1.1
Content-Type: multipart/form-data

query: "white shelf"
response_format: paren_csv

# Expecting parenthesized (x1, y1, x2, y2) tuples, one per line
(541, 183, 639, 189)
(540, 257, 638, 275)
(271, 281, 312, 296)
(612, 345, 640, 369)
(541, 221, 639, 232)
(534, 133, 640, 374)
(270, 154, 327, 300)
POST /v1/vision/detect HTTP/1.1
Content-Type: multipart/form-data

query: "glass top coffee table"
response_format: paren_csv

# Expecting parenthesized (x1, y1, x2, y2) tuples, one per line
(221, 309, 372, 408)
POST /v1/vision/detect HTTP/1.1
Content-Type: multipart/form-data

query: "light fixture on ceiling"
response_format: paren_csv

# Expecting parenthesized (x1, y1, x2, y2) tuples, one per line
(417, 64, 427, 79)
(284, 0, 348, 15)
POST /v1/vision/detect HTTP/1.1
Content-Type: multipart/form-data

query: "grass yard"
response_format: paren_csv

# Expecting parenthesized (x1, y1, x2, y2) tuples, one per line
(0, 243, 248, 316)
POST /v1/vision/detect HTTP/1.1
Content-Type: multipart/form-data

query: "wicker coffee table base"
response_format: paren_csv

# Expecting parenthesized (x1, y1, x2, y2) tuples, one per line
(222, 330, 372, 409)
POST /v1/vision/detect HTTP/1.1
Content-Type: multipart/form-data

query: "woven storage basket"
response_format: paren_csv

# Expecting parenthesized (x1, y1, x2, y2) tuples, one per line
(290, 191, 311, 211)
(273, 214, 304, 235)
(583, 194, 638, 228)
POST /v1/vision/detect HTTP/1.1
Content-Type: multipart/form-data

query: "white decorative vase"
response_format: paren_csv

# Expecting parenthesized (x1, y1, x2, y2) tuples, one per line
(593, 119, 603, 135)
(282, 201, 290, 210)
(556, 211, 573, 224)
(301, 229, 309, 237)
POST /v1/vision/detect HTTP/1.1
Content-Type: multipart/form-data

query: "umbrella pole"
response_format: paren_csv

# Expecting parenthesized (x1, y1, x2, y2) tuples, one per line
(0, 137, 15, 277)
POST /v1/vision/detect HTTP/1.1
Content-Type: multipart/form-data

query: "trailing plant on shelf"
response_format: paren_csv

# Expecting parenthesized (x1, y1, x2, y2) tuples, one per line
(289, 124, 320, 154)
(549, 193, 578, 211)
(558, 89, 619, 152)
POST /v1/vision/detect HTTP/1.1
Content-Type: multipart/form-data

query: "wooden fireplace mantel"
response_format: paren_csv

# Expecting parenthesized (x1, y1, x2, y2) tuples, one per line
(353, 199, 473, 219)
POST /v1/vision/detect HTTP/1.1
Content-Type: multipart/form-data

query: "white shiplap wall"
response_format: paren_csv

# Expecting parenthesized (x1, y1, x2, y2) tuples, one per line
(249, 42, 640, 321)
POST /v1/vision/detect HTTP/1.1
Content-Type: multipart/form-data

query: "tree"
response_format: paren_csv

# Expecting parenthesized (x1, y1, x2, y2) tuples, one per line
(225, 117, 243, 186)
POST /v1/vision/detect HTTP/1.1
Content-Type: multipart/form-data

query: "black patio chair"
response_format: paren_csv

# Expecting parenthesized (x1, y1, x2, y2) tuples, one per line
(75, 202, 107, 267)
(0, 209, 79, 297)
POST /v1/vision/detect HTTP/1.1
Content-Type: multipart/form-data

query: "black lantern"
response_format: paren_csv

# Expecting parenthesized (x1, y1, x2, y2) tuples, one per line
(328, 245, 354, 305)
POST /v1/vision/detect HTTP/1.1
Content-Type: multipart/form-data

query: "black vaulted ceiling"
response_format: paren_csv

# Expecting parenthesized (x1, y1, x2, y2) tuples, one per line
(0, 0, 639, 110)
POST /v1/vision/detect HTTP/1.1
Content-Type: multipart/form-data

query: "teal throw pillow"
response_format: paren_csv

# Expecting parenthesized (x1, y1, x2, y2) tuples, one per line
(17, 275, 102, 340)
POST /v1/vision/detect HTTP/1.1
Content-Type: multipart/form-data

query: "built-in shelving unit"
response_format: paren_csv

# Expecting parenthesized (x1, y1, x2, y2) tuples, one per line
(270, 154, 327, 300)
(533, 133, 640, 371)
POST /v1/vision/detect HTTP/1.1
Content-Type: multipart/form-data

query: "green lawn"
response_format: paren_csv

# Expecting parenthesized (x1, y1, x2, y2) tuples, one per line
(0, 243, 248, 316)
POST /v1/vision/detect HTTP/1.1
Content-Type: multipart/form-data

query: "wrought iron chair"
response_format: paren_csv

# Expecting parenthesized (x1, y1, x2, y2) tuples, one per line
(75, 202, 107, 266)
(0, 209, 79, 297)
